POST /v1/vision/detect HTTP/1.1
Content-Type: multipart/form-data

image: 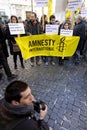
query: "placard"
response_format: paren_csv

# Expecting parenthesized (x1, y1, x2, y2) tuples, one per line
(60, 29, 73, 36)
(46, 24, 59, 34)
(81, 7, 87, 17)
(8, 23, 25, 35)
(67, 0, 82, 11)
(36, 0, 48, 7)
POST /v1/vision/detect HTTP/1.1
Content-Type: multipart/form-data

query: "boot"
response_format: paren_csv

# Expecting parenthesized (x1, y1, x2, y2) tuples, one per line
(21, 64, 25, 69)
(0, 73, 3, 80)
(14, 63, 17, 69)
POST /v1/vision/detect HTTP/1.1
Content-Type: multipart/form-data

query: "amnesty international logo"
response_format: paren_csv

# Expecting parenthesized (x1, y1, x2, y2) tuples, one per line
(15, 34, 80, 60)
(56, 36, 67, 52)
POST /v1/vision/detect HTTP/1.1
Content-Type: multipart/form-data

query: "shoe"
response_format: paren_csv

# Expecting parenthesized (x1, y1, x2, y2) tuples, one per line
(21, 65, 25, 69)
(45, 62, 49, 65)
(7, 74, 18, 81)
(59, 61, 64, 65)
(31, 62, 34, 67)
(36, 61, 41, 66)
(14, 65, 17, 69)
(75, 61, 79, 65)
(59, 59, 64, 65)
(51, 61, 55, 65)
(14, 66, 17, 69)
(0, 65, 3, 69)
(0, 73, 3, 80)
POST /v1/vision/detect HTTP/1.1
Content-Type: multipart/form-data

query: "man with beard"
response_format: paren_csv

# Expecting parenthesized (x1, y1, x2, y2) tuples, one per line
(25, 12, 43, 66)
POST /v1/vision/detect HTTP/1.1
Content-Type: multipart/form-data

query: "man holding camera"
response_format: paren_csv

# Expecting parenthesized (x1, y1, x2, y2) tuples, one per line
(0, 80, 51, 130)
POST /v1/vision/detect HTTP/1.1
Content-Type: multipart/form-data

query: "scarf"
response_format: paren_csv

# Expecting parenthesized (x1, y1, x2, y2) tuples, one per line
(0, 99, 35, 125)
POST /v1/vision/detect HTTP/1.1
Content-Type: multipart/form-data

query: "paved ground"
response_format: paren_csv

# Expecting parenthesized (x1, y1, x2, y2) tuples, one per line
(0, 56, 87, 130)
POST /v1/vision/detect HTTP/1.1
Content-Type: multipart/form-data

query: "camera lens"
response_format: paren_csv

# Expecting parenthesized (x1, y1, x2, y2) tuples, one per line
(33, 100, 46, 113)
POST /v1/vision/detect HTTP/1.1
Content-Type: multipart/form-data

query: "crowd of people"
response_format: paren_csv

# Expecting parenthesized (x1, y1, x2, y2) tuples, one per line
(0, 12, 87, 130)
(0, 12, 87, 80)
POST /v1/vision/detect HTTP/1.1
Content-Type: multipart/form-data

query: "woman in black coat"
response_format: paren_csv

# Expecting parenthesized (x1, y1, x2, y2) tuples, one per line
(6, 15, 25, 69)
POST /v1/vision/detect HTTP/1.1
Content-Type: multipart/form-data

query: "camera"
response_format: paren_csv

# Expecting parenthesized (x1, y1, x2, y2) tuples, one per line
(33, 100, 46, 113)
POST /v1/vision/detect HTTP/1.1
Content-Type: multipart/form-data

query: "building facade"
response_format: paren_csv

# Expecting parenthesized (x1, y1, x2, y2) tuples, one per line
(0, 0, 32, 20)
(55, 0, 67, 22)
(0, 0, 57, 21)
(0, 0, 69, 22)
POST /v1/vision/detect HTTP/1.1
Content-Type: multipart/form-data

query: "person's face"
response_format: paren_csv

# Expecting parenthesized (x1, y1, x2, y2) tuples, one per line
(11, 17, 17, 23)
(44, 16, 48, 22)
(64, 23, 69, 30)
(76, 18, 80, 24)
(68, 23, 71, 29)
(50, 18, 55, 24)
(19, 87, 34, 106)
(30, 14, 36, 22)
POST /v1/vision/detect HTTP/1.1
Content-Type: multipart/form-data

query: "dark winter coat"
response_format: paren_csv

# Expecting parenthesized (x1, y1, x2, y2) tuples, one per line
(5, 25, 17, 55)
(0, 99, 49, 130)
(0, 27, 9, 58)
(73, 21, 85, 39)
(25, 20, 43, 35)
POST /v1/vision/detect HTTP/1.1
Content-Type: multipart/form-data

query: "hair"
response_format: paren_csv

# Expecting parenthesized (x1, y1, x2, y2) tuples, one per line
(5, 80, 28, 103)
(40, 14, 48, 25)
(10, 15, 18, 23)
(77, 15, 83, 21)
(49, 15, 55, 21)
(62, 21, 69, 29)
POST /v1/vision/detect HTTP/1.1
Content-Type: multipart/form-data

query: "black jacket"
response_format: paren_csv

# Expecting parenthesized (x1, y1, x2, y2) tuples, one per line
(25, 20, 43, 35)
(0, 99, 49, 130)
(0, 27, 9, 58)
(73, 21, 85, 39)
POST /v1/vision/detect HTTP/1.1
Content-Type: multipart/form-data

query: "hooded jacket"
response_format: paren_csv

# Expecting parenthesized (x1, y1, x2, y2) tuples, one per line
(0, 99, 49, 130)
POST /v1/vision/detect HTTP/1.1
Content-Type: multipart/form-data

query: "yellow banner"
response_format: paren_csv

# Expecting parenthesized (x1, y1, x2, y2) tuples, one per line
(66, 11, 72, 19)
(15, 34, 80, 60)
(48, 0, 53, 19)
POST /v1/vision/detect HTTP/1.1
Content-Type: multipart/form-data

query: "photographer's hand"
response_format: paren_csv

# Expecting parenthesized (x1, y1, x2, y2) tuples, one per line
(39, 105, 48, 120)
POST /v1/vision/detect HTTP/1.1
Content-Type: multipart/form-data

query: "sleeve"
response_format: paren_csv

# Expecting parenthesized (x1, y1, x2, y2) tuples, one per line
(73, 25, 81, 36)
(0, 28, 5, 43)
(25, 22, 32, 35)
(13, 118, 50, 130)
(38, 119, 49, 130)
(39, 24, 44, 34)
(5, 25, 17, 44)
